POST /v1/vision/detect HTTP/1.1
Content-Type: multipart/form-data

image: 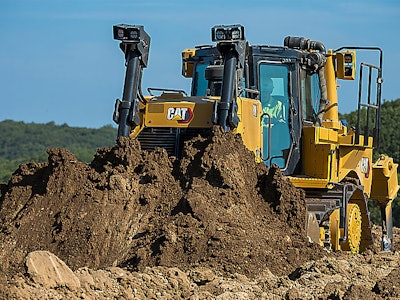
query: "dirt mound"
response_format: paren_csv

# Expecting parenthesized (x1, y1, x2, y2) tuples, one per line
(2, 127, 400, 299)
(124, 128, 321, 277)
(0, 127, 322, 280)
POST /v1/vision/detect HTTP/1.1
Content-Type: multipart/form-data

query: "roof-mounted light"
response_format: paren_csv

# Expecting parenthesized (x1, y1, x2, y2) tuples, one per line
(211, 24, 245, 43)
(113, 24, 142, 43)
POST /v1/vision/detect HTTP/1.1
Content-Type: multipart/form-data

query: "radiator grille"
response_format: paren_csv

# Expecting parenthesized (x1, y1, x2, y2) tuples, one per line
(137, 128, 178, 155)
(137, 127, 210, 157)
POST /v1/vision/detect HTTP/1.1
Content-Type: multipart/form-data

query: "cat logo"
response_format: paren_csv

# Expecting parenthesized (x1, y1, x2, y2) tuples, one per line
(166, 107, 193, 124)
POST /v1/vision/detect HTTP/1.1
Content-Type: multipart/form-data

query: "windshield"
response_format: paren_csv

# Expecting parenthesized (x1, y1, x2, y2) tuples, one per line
(192, 62, 209, 96)
(259, 62, 291, 168)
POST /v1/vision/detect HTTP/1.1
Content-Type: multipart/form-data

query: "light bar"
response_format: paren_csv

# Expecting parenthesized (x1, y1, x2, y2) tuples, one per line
(211, 24, 245, 42)
(113, 24, 143, 42)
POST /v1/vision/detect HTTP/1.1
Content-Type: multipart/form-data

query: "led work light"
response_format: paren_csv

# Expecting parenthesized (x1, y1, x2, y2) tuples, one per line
(211, 25, 245, 42)
(113, 24, 143, 42)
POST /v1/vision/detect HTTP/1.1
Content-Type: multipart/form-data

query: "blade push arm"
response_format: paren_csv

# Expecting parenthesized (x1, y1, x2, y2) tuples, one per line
(113, 24, 150, 138)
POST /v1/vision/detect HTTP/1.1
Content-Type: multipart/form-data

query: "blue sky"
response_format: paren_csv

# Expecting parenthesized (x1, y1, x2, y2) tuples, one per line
(0, 0, 399, 128)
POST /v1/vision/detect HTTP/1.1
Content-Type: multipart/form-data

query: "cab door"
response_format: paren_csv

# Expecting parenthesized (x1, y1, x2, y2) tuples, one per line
(259, 61, 292, 169)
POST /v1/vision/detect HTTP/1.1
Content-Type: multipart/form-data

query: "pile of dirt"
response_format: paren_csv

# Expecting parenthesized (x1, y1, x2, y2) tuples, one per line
(0, 127, 320, 278)
(0, 127, 399, 299)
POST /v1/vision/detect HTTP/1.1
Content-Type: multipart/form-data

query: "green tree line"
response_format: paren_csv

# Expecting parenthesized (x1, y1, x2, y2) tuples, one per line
(339, 98, 400, 163)
(0, 120, 116, 182)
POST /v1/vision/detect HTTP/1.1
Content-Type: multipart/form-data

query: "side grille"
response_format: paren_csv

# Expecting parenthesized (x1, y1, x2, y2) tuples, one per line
(137, 128, 178, 155)
(137, 127, 211, 157)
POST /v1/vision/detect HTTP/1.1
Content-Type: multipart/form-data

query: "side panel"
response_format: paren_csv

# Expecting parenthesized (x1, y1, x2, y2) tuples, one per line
(301, 126, 337, 181)
(338, 146, 373, 195)
(144, 100, 214, 128)
(299, 126, 375, 187)
(371, 155, 399, 202)
(234, 97, 262, 157)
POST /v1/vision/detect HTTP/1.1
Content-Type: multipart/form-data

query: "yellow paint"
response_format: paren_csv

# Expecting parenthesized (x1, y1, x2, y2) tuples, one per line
(323, 50, 341, 130)
(329, 209, 340, 251)
(144, 99, 214, 128)
(371, 155, 399, 202)
(181, 48, 196, 78)
(234, 97, 262, 155)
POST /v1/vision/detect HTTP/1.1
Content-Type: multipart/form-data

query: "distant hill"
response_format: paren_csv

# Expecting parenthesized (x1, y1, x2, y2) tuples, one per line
(0, 120, 116, 183)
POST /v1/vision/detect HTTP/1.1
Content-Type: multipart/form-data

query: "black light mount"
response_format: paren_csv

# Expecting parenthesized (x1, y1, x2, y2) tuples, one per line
(211, 24, 246, 69)
(210, 24, 247, 131)
(113, 24, 150, 67)
(113, 24, 151, 138)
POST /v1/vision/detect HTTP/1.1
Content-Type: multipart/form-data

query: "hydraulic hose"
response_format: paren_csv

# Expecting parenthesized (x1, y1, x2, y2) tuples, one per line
(284, 36, 326, 54)
(315, 67, 328, 126)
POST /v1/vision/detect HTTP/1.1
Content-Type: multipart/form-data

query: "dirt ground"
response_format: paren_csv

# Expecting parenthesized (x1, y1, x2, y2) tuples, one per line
(0, 127, 399, 299)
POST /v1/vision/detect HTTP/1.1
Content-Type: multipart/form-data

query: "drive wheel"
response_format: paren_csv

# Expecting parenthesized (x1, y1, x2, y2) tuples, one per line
(341, 203, 362, 253)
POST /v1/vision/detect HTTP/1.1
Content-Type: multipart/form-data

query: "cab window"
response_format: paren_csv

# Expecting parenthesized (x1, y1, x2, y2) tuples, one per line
(192, 62, 209, 96)
(300, 71, 321, 122)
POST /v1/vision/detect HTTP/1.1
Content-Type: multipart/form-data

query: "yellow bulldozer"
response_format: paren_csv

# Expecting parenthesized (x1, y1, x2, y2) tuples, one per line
(112, 24, 399, 252)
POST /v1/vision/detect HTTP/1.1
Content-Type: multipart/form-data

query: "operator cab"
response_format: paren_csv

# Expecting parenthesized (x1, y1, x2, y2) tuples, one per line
(251, 46, 324, 172)
(186, 36, 327, 175)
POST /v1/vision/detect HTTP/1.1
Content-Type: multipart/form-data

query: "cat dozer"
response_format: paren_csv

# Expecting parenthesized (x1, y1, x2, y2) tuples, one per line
(112, 24, 399, 252)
